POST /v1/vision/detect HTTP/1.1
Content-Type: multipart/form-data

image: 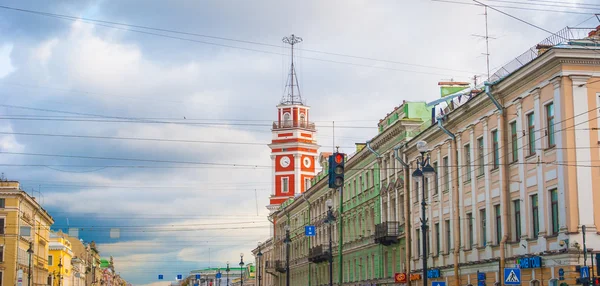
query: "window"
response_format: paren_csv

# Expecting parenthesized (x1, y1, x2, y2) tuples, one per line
(464, 144, 471, 181)
(546, 103, 555, 147)
(359, 176, 364, 191)
(477, 137, 484, 176)
(531, 194, 539, 239)
(299, 113, 306, 124)
(480, 209, 487, 247)
(283, 112, 291, 126)
(48, 255, 53, 266)
(495, 205, 501, 245)
(304, 178, 310, 191)
(433, 162, 439, 195)
(443, 156, 449, 192)
(366, 171, 370, 188)
(282, 177, 289, 193)
(414, 181, 419, 203)
(445, 220, 451, 253)
(0, 199, 4, 208)
(423, 178, 429, 197)
(510, 122, 518, 162)
(514, 200, 521, 241)
(467, 213, 474, 247)
(0, 218, 4, 235)
(492, 130, 499, 169)
(20, 226, 31, 237)
(435, 223, 440, 255)
(550, 189, 559, 235)
(416, 231, 421, 256)
(0, 246, 3, 262)
(354, 179, 357, 197)
(528, 113, 536, 155)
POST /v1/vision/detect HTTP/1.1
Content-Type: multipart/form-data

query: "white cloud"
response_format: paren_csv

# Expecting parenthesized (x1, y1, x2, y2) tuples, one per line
(0, 44, 15, 78)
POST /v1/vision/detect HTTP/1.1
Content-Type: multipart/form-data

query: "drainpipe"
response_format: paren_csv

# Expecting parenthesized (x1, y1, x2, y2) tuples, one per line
(300, 194, 311, 286)
(437, 119, 460, 286)
(486, 83, 509, 286)
(393, 144, 411, 285)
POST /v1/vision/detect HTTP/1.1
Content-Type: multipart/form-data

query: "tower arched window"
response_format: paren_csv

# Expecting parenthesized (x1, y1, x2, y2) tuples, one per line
(299, 113, 306, 127)
(283, 113, 291, 127)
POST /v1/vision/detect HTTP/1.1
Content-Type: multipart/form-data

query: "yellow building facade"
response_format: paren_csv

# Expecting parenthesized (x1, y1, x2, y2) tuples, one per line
(0, 181, 54, 286)
(48, 231, 73, 286)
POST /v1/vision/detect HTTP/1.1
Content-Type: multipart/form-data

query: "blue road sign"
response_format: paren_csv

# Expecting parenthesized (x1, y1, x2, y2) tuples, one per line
(477, 272, 486, 281)
(196, 274, 201, 279)
(504, 268, 521, 285)
(158, 275, 164, 280)
(477, 282, 485, 286)
(177, 274, 183, 280)
(581, 266, 590, 279)
(305, 225, 316, 236)
(432, 282, 446, 286)
(216, 272, 222, 279)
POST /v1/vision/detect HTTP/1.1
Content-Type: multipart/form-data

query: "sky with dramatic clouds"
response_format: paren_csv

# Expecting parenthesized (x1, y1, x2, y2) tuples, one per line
(0, 0, 597, 284)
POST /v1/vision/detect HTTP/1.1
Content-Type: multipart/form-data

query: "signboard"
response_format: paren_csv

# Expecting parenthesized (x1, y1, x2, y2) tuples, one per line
(196, 274, 201, 279)
(504, 268, 521, 285)
(394, 273, 407, 283)
(216, 272, 222, 279)
(177, 274, 183, 280)
(428, 269, 441, 278)
(517, 256, 542, 269)
(581, 266, 590, 279)
(158, 275, 164, 280)
(477, 271, 486, 286)
(305, 226, 316, 236)
(409, 273, 422, 281)
(432, 282, 446, 286)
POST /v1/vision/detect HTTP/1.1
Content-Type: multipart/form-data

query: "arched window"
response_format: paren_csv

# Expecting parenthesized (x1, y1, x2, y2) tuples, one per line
(549, 278, 558, 286)
(299, 113, 306, 127)
(531, 280, 540, 286)
(283, 112, 291, 127)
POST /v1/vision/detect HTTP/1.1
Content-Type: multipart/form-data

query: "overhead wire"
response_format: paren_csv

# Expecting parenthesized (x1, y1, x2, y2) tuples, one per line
(430, 0, 596, 15)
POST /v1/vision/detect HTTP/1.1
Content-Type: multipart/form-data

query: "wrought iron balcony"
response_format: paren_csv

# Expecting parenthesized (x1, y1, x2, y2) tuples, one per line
(272, 120, 316, 131)
(375, 221, 400, 245)
(308, 245, 330, 263)
(274, 260, 286, 273)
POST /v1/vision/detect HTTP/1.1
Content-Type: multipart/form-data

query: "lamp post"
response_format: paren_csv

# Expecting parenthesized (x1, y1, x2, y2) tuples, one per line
(226, 262, 230, 286)
(58, 258, 63, 286)
(411, 140, 436, 286)
(284, 225, 291, 286)
(239, 253, 244, 286)
(256, 243, 263, 286)
(27, 241, 33, 286)
(325, 199, 335, 286)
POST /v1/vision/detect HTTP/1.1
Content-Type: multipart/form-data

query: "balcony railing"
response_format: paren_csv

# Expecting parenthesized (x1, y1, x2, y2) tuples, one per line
(274, 260, 286, 273)
(375, 221, 400, 246)
(272, 120, 316, 131)
(308, 245, 330, 263)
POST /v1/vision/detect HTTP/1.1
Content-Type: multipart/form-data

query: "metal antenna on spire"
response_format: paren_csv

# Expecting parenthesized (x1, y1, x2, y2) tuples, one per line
(281, 34, 304, 105)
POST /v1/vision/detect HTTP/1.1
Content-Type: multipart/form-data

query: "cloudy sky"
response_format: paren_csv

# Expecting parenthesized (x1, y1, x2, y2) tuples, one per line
(0, 0, 597, 284)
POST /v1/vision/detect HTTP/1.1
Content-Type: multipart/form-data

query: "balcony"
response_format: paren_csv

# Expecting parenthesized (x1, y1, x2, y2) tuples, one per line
(275, 260, 286, 273)
(272, 120, 316, 131)
(308, 245, 330, 263)
(375, 221, 400, 245)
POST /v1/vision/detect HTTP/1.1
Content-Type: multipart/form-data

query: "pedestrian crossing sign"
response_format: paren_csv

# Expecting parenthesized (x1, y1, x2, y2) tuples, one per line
(504, 268, 521, 285)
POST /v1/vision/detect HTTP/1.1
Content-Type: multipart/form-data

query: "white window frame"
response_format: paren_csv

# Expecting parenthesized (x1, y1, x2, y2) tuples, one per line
(304, 178, 310, 191)
(0, 245, 4, 263)
(281, 177, 289, 193)
(283, 112, 292, 126)
(48, 255, 53, 266)
(20, 226, 32, 237)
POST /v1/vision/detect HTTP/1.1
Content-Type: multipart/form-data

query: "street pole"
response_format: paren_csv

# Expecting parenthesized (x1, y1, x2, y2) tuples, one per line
(27, 242, 33, 286)
(325, 199, 334, 286)
(285, 226, 291, 286)
(226, 262, 230, 286)
(257, 244, 263, 286)
(239, 253, 244, 286)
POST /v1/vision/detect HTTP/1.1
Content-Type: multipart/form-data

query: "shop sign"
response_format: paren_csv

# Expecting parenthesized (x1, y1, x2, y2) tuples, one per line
(517, 256, 542, 269)
(410, 273, 422, 281)
(395, 273, 407, 283)
(428, 269, 441, 278)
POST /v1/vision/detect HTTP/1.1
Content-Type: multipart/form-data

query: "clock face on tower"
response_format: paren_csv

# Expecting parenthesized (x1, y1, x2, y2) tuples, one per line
(279, 156, 291, 167)
(303, 157, 311, 168)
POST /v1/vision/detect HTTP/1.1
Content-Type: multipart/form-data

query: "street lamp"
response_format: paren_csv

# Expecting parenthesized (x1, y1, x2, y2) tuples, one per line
(58, 258, 63, 286)
(226, 261, 230, 286)
(239, 253, 244, 286)
(284, 225, 291, 286)
(256, 242, 263, 286)
(325, 199, 335, 286)
(27, 241, 33, 286)
(412, 140, 436, 286)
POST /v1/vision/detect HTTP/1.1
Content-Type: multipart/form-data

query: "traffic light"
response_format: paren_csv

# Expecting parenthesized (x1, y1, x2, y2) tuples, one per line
(328, 153, 345, 188)
(596, 254, 600, 276)
(593, 277, 600, 286)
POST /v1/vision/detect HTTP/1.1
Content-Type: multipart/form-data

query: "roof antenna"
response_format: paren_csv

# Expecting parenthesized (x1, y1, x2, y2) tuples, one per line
(471, 6, 495, 80)
(281, 34, 304, 105)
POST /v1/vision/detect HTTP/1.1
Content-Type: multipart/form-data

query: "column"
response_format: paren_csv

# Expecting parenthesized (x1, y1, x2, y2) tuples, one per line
(469, 127, 478, 254)
(482, 118, 492, 253)
(550, 76, 567, 231)
(533, 90, 547, 238)
(446, 141, 453, 258)
(271, 155, 276, 196)
(456, 133, 465, 257)
(515, 100, 527, 245)
(570, 75, 595, 227)
(294, 154, 301, 196)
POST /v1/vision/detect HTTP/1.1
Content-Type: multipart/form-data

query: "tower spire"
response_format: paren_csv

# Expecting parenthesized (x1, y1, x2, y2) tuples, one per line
(281, 34, 303, 105)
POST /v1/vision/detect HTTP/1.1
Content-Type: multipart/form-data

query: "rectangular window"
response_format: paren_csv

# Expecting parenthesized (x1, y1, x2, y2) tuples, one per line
(492, 130, 499, 169)
(20, 226, 31, 237)
(495, 205, 502, 245)
(531, 194, 539, 239)
(359, 176, 364, 191)
(416, 231, 421, 256)
(467, 213, 474, 247)
(480, 208, 487, 247)
(528, 113, 536, 155)
(510, 122, 518, 162)
(0, 219, 4, 235)
(435, 223, 440, 255)
(514, 200, 521, 241)
(546, 103, 555, 147)
(371, 169, 375, 188)
(464, 144, 471, 181)
(366, 171, 370, 188)
(48, 255, 53, 266)
(445, 220, 451, 253)
(477, 137, 484, 176)
(354, 179, 357, 197)
(423, 178, 429, 198)
(282, 177, 289, 193)
(433, 162, 439, 195)
(0, 245, 3, 262)
(443, 156, 449, 192)
(0, 199, 4, 208)
(550, 189, 559, 235)
(414, 181, 419, 203)
(304, 178, 310, 191)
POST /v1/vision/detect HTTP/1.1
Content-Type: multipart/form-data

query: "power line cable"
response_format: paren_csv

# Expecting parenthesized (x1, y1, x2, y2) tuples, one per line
(484, 0, 600, 10)
(430, 0, 595, 14)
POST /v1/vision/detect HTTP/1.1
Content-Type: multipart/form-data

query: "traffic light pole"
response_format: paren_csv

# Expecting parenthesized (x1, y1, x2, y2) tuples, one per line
(338, 186, 343, 286)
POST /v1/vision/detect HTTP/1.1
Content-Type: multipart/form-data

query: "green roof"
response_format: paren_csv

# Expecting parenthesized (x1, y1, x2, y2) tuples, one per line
(100, 259, 110, 268)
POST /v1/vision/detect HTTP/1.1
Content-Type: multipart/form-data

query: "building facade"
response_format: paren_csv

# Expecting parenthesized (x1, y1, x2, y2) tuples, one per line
(254, 26, 600, 286)
(49, 231, 73, 286)
(0, 181, 54, 286)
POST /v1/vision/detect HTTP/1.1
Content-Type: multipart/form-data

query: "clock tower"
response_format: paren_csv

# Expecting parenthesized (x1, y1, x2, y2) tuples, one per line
(267, 34, 319, 213)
